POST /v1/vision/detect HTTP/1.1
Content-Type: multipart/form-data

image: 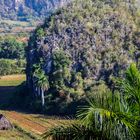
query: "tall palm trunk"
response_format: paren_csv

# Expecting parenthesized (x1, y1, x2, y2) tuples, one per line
(41, 88, 45, 107)
(37, 87, 40, 96)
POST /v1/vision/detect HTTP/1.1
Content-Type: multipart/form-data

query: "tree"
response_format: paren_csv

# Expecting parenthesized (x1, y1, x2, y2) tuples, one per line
(51, 50, 71, 90)
(35, 28, 45, 39)
(118, 63, 140, 139)
(0, 59, 23, 75)
(0, 37, 25, 59)
(33, 63, 49, 107)
(77, 92, 138, 140)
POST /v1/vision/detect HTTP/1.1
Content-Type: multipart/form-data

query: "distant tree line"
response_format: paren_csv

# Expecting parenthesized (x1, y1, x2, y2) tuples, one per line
(0, 36, 26, 75)
(0, 36, 25, 59)
(0, 59, 25, 76)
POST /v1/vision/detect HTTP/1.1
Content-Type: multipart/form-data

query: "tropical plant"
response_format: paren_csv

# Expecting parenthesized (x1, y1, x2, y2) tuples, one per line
(118, 63, 140, 138)
(118, 63, 140, 115)
(78, 92, 138, 140)
(33, 63, 49, 107)
(43, 92, 138, 140)
(43, 122, 107, 140)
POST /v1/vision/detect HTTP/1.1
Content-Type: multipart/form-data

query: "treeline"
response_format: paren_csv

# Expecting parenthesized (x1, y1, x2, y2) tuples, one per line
(0, 59, 25, 75)
(0, 36, 26, 75)
(0, 36, 25, 59)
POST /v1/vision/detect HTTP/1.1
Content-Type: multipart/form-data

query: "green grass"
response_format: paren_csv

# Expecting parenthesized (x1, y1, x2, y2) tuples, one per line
(0, 80, 25, 86)
(0, 129, 34, 140)
(0, 75, 26, 86)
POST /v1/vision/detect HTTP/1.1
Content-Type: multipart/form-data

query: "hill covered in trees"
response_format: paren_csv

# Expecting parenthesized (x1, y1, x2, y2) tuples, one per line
(26, 0, 140, 114)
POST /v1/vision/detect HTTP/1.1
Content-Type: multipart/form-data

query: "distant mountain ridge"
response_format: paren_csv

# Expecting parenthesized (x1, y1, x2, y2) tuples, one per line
(0, 0, 70, 20)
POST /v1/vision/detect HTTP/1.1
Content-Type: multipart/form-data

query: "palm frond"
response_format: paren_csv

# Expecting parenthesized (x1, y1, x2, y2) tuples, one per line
(42, 122, 107, 140)
(77, 92, 138, 140)
(118, 63, 140, 115)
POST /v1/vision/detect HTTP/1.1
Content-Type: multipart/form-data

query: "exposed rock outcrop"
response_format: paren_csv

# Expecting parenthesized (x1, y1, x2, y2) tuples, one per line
(0, 0, 71, 20)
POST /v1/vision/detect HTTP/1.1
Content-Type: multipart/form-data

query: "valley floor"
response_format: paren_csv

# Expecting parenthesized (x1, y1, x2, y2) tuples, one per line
(0, 75, 71, 140)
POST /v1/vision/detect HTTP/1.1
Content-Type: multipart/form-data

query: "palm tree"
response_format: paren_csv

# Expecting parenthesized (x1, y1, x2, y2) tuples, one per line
(34, 64, 49, 107)
(118, 63, 140, 115)
(37, 74, 49, 107)
(77, 92, 138, 140)
(118, 63, 140, 139)
(42, 63, 140, 140)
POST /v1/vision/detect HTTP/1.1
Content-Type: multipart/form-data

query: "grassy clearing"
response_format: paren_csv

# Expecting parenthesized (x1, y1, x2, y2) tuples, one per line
(0, 20, 41, 27)
(0, 20, 41, 35)
(0, 75, 26, 86)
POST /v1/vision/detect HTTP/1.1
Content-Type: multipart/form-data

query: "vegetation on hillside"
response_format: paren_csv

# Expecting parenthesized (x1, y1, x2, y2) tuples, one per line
(43, 64, 140, 140)
(27, 0, 140, 115)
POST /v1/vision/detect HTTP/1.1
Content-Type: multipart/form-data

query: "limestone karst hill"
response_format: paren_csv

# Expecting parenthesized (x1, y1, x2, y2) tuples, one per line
(26, 0, 140, 114)
(0, 0, 70, 20)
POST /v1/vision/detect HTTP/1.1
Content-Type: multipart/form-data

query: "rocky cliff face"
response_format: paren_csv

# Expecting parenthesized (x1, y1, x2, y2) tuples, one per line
(0, 0, 70, 20)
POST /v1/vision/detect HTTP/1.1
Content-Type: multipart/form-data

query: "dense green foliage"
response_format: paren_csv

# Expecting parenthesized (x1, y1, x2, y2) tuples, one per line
(43, 64, 140, 140)
(0, 36, 25, 59)
(1, 0, 140, 139)
(0, 59, 25, 75)
(0, 36, 26, 75)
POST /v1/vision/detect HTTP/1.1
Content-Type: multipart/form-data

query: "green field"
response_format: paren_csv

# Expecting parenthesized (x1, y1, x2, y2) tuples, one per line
(0, 20, 31, 27)
(0, 75, 26, 87)
(0, 20, 41, 35)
